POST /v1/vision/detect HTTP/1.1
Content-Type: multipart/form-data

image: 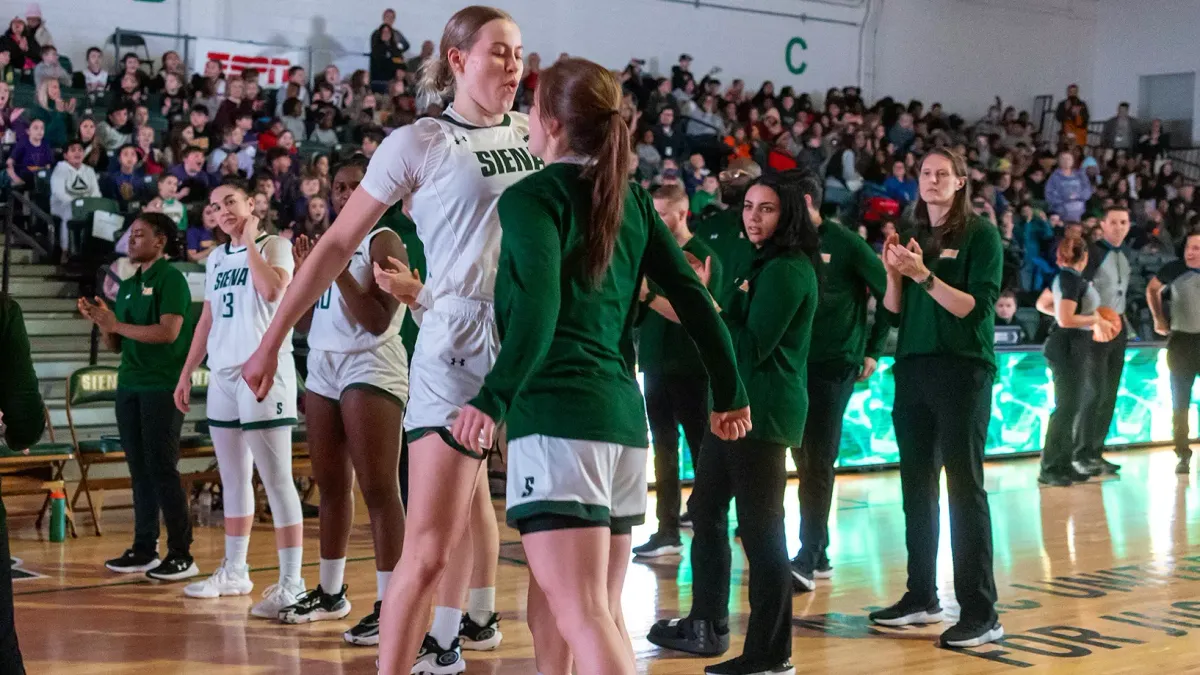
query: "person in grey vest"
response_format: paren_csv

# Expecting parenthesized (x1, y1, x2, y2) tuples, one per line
(1147, 229, 1200, 474)
(1079, 207, 1132, 476)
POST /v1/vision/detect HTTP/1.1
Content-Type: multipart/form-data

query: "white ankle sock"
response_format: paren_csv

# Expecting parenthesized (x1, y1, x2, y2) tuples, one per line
(278, 546, 303, 585)
(467, 586, 495, 625)
(319, 557, 346, 592)
(376, 570, 392, 601)
(430, 606, 463, 650)
(225, 535, 250, 569)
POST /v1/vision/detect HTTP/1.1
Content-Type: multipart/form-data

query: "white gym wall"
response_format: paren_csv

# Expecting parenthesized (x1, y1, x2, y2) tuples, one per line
(0, 0, 1190, 128)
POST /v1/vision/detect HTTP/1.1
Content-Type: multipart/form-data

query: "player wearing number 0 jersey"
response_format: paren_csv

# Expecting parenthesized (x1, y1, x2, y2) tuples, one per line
(306, 226, 410, 404)
(276, 157, 412, 642)
(175, 181, 308, 621)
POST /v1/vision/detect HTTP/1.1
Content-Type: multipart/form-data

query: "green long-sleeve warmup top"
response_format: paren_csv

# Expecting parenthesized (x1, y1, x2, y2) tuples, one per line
(723, 245, 819, 447)
(0, 295, 46, 450)
(470, 162, 748, 447)
(887, 215, 1004, 371)
(808, 218, 890, 367)
(692, 208, 756, 311)
(638, 235, 724, 377)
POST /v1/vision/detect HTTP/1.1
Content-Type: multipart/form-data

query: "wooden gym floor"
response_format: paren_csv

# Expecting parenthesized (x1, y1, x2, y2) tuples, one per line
(7, 446, 1200, 674)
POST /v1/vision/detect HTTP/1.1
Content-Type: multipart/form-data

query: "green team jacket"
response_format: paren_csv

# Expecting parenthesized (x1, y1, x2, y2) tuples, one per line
(724, 245, 819, 447)
(885, 215, 1003, 371)
(638, 235, 724, 377)
(808, 219, 890, 367)
(470, 162, 747, 447)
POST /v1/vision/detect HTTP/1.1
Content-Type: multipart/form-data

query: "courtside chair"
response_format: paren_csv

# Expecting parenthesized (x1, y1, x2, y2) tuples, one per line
(0, 405, 78, 538)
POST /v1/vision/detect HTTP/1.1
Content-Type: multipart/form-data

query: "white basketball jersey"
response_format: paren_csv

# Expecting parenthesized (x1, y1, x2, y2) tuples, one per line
(360, 107, 544, 307)
(307, 227, 407, 353)
(204, 233, 294, 369)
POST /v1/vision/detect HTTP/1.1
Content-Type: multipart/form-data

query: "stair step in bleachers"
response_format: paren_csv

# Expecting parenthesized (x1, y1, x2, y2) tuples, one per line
(23, 317, 93, 337)
(0, 247, 34, 264)
(5, 278, 80, 298)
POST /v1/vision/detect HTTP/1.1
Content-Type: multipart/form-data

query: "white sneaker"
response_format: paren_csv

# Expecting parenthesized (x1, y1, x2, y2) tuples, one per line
(250, 578, 307, 619)
(182, 559, 253, 599)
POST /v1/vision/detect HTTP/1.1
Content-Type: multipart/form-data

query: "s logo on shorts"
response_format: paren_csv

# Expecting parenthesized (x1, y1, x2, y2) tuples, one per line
(521, 476, 535, 498)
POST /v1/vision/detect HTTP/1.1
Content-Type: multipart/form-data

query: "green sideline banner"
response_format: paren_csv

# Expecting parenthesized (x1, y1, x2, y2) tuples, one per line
(653, 344, 1195, 481)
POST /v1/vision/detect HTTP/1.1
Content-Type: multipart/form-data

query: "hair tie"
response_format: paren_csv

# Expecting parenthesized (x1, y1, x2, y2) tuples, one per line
(606, 108, 620, 117)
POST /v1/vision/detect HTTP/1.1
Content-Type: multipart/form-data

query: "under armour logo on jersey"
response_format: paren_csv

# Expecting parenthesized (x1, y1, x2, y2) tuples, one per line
(523, 134, 530, 142)
(454, 135, 468, 145)
(521, 476, 535, 498)
(449, 357, 466, 367)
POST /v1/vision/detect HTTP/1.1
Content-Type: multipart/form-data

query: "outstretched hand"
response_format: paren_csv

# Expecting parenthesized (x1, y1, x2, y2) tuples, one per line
(373, 256, 422, 307)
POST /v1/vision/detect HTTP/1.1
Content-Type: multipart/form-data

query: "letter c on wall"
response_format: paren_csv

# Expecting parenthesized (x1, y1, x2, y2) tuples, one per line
(786, 37, 808, 75)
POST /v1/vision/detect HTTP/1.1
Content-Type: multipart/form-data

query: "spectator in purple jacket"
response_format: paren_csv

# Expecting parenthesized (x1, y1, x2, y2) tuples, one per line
(1045, 150, 1093, 222)
(6, 117, 53, 186)
(168, 145, 217, 205)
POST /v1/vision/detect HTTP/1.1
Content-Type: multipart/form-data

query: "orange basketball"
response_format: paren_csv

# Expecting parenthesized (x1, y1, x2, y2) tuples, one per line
(1094, 307, 1123, 342)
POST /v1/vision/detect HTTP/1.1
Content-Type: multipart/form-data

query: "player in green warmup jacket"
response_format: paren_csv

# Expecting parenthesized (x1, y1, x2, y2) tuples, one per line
(449, 59, 749, 675)
(0, 294, 45, 675)
(632, 183, 724, 559)
(650, 169, 820, 675)
(787, 172, 890, 589)
(691, 158, 759, 311)
(870, 148, 1004, 649)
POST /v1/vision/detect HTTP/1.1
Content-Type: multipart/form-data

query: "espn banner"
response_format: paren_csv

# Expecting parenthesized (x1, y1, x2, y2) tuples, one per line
(191, 38, 307, 87)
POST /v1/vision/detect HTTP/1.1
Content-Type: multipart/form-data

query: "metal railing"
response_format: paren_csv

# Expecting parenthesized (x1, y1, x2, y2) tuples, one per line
(1, 190, 51, 295)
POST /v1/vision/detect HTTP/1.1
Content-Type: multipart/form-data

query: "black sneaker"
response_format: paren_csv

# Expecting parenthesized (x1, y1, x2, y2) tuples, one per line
(647, 617, 729, 656)
(789, 558, 815, 592)
(412, 633, 464, 674)
(1067, 467, 1091, 483)
(105, 549, 160, 574)
(868, 594, 945, 626)
(1097, 457, 1120, 475)
(705, 656, 796, 675)
(278, 584, 352, 624)
(941, 620, 1004, 648)
(633, 532, 684, 558)
(344, 600, 381, 646)
(814, 556, 834, 579)
(680, 511, 693, 528)
(459, 611, 502, 651)
(1037, 472, 1072, 487)
(145, 553, 199, 581)
(1177, 458, 1192, 475)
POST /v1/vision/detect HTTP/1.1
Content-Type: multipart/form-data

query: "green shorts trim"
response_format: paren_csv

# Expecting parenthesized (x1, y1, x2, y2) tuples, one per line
(207, 418, 242, 428)
(610, 513, 646, 536)
(242, 417, 298, 430)
(407, 426, 486, 460)
(341, 383, 406, 410)
(507, 500, 610, 530)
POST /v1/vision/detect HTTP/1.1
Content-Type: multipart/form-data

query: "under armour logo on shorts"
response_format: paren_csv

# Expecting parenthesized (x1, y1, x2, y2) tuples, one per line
(521, 476, 535, 498)
(449, 357, 466, 367)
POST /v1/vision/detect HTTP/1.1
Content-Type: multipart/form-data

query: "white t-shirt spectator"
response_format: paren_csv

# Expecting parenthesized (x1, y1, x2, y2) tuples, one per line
(49, 160, 101, 224)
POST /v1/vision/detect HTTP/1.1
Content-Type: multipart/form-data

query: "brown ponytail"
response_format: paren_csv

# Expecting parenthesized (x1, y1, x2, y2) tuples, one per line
(1057, 230, 1088, 267)
(536, 58, 631, 286)
(419, 6, 513, 98)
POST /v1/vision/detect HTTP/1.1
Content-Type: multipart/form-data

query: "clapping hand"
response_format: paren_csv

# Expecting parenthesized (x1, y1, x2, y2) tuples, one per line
(373, 256, 423, 307)
(884, 237, 929, 281)
(684, 253, 713, 288)
(292, 234, 313, 271)
(77, 296, 116, 332)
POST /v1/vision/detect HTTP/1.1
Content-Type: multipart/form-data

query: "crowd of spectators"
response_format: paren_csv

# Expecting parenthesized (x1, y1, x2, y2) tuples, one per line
(0, 5, 1192, 344)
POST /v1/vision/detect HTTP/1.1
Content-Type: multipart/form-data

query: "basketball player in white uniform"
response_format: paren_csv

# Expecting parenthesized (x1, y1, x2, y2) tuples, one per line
(241, 8, 536, 675)
(276, 157, 411, 648)
(173, 181, 308, 618)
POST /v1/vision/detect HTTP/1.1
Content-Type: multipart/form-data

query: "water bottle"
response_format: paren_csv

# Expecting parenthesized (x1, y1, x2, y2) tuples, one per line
(49, 490, 66, 542)
(196, 491, 213, 527)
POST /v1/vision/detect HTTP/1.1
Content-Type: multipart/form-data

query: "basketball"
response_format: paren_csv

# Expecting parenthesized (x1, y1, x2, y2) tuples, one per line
(1094, 307, 1123, 342)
